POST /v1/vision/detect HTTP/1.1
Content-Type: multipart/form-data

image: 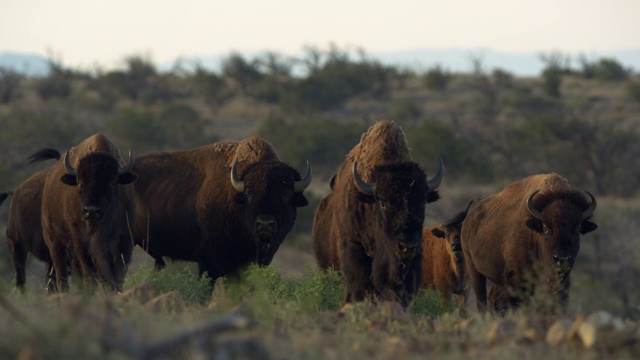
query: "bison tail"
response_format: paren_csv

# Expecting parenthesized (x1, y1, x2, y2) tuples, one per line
(27, 148, 61, 165)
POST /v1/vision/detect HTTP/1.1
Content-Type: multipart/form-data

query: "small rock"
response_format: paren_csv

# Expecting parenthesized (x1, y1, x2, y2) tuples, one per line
(577, 310, 636, 349)
(545, 319, 574, 346)
(486, 319, 518, 346)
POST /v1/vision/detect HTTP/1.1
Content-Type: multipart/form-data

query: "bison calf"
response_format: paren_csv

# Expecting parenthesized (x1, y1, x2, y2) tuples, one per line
(421, 198, 479, 314)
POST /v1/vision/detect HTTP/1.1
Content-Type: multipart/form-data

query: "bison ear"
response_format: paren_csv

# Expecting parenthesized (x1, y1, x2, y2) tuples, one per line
(525, 218, 544, 233)
(293, 193, 309, 207)
(431, 228, 446, 238)
(426, 191, 440, 204)
(60, 174, 78, 186)
(355, 191, 375, 203)
(580, 220, 597, 235)
(118, 172, 138, 185)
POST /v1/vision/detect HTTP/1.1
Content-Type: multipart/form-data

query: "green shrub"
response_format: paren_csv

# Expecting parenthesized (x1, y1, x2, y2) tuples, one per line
(625, 80, 640, 102)
(411, 288, 450, 316)
(423, 65, 450, 91)
(124, 265, 212, 303)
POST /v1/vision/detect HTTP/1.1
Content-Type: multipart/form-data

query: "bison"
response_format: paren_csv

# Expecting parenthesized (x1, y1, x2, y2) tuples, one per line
(312, 120, 443, 309)
(421, 198, 480, 313)
(461, 173, 597, 315)
(39, 133, 137, 292)
(4, 151, 58, 292)
(131, 135, 311, 281)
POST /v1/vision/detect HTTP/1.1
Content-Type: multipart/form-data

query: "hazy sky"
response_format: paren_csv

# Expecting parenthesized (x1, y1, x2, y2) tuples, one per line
(1, 0, 638, 70)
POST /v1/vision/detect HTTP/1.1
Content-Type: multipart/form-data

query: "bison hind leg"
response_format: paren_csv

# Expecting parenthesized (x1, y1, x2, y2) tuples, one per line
(7, 239, 27, 291)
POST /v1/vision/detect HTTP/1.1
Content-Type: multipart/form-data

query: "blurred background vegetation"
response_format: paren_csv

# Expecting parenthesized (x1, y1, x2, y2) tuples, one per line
(1, 45, 639, 317)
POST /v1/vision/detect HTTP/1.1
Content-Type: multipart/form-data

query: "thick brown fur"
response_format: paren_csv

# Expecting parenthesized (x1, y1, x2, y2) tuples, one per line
(461, 173, 597, 315)
(421, 226, 466, 312)
(131, 135, 310, 281)
(421, 198, 479, 313)
(40, 133, 137, 292)
(313, 120, 442, 308)
(5, 167, 56, 292)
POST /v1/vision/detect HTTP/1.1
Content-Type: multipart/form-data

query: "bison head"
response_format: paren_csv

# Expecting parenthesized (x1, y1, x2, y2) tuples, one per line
(433, 197, 478, 263)
(525, 189, 597, 297)
(60, 151, 137, 223)
(230, 160, 311, 265)
(353, 159, 443, 250)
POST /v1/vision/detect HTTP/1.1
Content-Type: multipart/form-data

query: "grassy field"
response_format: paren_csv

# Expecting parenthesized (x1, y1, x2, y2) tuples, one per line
(1, 242, 639, 360)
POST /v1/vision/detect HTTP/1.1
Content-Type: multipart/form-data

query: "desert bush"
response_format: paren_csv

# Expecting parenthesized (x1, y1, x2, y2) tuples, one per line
(625, 80, 640, 102)
(258, 115, 366, 176)
(387, 98, 423, 123)
(0, 67, 22, 103)
(423, 65, 450, 91)
(124, 265, 213, 303)
(594, 58, 629, 81)
(405, 120, 494, 183)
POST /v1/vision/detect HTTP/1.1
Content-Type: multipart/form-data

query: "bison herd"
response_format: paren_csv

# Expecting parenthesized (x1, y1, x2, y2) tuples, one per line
(0, 120, 598, 316)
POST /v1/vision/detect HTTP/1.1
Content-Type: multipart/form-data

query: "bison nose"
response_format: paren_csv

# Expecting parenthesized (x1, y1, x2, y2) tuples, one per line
(255, 215, 277, 235)
(553, 255, 572, 264)
(82, 206, 103, 220)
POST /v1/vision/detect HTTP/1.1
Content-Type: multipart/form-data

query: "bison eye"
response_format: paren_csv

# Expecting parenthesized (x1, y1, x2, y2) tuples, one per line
(244, 190, 253, 202)
(543, 226, 551, 235)
(378, 201, 386, 209)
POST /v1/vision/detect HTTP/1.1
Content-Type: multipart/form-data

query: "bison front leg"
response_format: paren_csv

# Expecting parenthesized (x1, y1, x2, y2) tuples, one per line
(340, 241, 373, 305)
(48, 242, 70, 292)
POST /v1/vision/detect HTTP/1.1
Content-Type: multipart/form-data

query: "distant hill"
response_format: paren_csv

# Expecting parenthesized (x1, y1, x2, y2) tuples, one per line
(2, 48, 638, 77)
(0, 51, 49, 76)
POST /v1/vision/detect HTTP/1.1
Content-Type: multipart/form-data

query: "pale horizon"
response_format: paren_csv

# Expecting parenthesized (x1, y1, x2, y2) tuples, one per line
(2, 0, 639, 71)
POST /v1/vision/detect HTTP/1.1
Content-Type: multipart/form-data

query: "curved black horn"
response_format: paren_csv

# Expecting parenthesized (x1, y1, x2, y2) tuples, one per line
(352, 161, 375, 196)
(64, 151, 77, 176)
(293, 160, 312, 192)
(526, 190, 543, 220)
(118, 150, 135, 175)
(230, 161, 244, 192)
(427, 157, 444, 190)
(583, 191, 597, 220)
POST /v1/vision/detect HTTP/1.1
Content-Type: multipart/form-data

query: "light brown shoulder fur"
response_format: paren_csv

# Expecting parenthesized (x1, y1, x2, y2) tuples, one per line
(213, 135, 280, 169)
(345, 120, 411, 181)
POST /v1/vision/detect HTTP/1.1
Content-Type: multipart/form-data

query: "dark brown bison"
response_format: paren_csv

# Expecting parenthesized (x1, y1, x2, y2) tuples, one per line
(131, 135, 311, 281)
(461, 173, 597, 314)
(40, 133, 137, 292)
(421, 198, 480, 313)
(4, 150, 59, 292)
(312, 120, 443, 309)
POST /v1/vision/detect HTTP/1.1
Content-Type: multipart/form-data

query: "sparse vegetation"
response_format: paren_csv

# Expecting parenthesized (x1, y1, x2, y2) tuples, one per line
(0, 46, 639, 358)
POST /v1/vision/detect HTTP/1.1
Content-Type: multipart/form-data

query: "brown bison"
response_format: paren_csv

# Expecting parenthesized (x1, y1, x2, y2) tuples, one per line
(4, 150, 60, 292)
(39, 133, 137, 292)
(131, 135, 311, 281)
(461, 173, 597, 314)
(312, 120, 443, 309)
(421, 198, 480, 313)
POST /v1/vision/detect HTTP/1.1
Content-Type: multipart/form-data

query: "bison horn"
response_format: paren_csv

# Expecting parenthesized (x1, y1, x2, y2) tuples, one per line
(64, 150, 77, 176)
(526, 190, 543, 220)
(352, 161, 376, 196)
(118, 150, 135, 175)
(582, 191, 597, 219)
(293, 160, 312, 192)
(427, 157, 444, 191)
(230, 160, 244, 192)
